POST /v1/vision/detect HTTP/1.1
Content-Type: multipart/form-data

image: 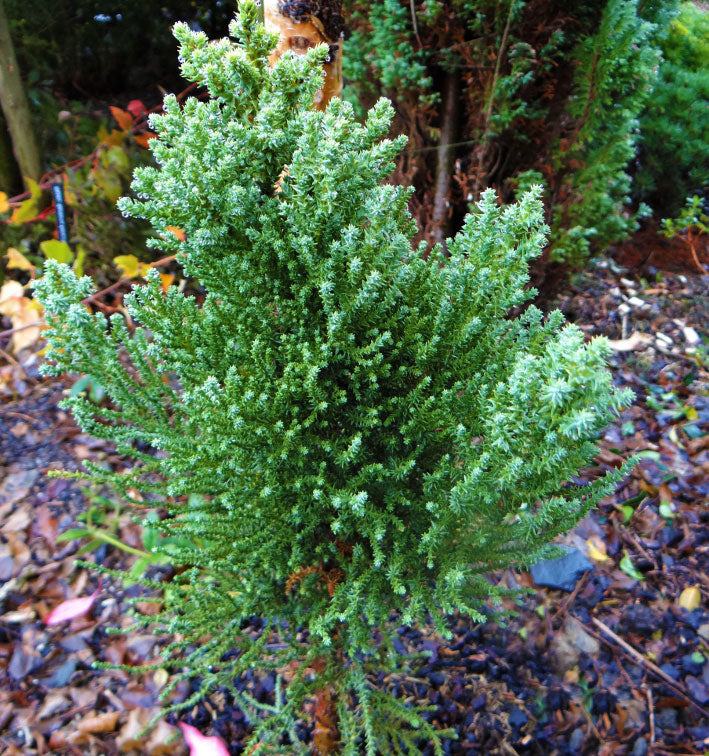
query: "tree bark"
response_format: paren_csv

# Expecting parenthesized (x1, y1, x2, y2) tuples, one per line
(431, 69, 460, 253)
(0, 0, 41, 188)
(263, 0, 344, 110)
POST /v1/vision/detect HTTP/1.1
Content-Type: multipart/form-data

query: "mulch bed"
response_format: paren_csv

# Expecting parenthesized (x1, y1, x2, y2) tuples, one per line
(1, 246, 708, 755)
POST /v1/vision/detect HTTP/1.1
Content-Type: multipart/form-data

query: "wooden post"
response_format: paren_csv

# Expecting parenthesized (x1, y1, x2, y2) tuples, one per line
(263, 0, 344, 110)
(0, 0, 41, 188)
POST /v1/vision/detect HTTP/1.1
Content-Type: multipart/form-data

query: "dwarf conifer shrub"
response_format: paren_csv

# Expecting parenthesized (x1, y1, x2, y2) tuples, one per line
(37, 3, 634, 751)
(635, 1, 709, 216)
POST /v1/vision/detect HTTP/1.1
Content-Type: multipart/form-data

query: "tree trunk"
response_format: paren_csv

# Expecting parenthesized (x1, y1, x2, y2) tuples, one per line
(0, 0, 41, 188)
(263, 0, 344, 110)
(431, 70, 460, 253)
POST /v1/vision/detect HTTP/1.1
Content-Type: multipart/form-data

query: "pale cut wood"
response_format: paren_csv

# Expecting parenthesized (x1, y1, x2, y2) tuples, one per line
(263, 0, 343, 109)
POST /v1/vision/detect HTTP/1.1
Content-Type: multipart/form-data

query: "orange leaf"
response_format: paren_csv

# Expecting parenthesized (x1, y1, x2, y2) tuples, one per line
(166, 225, 186, 242)
(134, 133, 155, 149)
(159, 273, 175, 292)
(110, 105, 133, 132)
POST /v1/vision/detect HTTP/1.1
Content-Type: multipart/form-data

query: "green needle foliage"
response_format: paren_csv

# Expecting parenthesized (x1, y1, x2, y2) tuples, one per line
(636, 1, 709, 216)
(344, 0, 661, 263)
(36, 3, 634, 751)
(549, 0, 658, 260)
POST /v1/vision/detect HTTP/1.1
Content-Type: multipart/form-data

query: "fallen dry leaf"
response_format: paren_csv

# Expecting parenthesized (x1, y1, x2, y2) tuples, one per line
(606, 331, 652, 351)
(587, 535, 610, 562)
(76, 709, 121, 734)
(678, 585, 701, 611)
(45, 585, 101, 626)
(179, 723, 230, 756)
(0, 280, 43, 353)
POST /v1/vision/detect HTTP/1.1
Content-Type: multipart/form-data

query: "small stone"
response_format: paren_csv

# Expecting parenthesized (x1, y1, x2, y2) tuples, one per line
(655, 708, 678, 731)
(698, 624, 709, 642)
(569, 728, 584, 751)
(659, 663, 681, 681)
(546, 687, 568, 711)
(686, 676, 709, 705)
(45, 658, 77, 688)
(531, 547, 593, 592)
(508, 708, 528, 729)
(627, 296, 646, 308)
(682, 326, 701, 345)
(681, 653, 704, 677)
(631, 738, 648, 756)
(471, 693, 486, 712)
(552, 617, 600, 672)
(8, 644, 40, 681)
(622, 605, 657, 636)
(592, 691, 616, 715)
(660, 527, 682, 547)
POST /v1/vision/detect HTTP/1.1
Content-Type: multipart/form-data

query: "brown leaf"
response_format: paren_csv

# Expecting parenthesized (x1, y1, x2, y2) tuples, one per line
(606, 332, 652, 351)
(116, 707, 159, 752)
(32, 504, 59, 547)
(76, 710, 121, 734)
(0, 469, 38, 507)
(38, 693, 70, 720)
(1, 506, 31, 534)
(146, 720, 186, 756)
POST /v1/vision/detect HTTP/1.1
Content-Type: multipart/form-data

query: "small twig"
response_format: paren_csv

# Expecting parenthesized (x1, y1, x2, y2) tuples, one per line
(577, 699, 601, 742)
(687, 240, 707, 275)
(0, 320, 44, 339)
(81, 254, 177, 306)
(621, 529, 655, 565)
(582, 616, 709, 718)
(2, 410, 40, 423)
(81, 278, 130, 305)
(409, 0, 422, 48)
(484, 0, 515, 128)
(551, 571, 588, 622)
(0, 345, 21, 368)
(647, 688, 655, 753)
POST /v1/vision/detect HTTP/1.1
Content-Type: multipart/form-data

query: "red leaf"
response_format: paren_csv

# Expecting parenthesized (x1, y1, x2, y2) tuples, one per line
(44, 585, 100, 626)
(179, 723, 229, 756)
(110, 106, 133, 132)
(126, 99, 146, 118)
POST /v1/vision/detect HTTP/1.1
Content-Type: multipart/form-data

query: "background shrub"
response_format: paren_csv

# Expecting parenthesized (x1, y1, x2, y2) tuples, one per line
(635, 1, 709, 216)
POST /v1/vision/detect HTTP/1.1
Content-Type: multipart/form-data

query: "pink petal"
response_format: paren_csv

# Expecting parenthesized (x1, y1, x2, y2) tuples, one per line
(44, 587, 100, 626)
(179, 723, 230, 756)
